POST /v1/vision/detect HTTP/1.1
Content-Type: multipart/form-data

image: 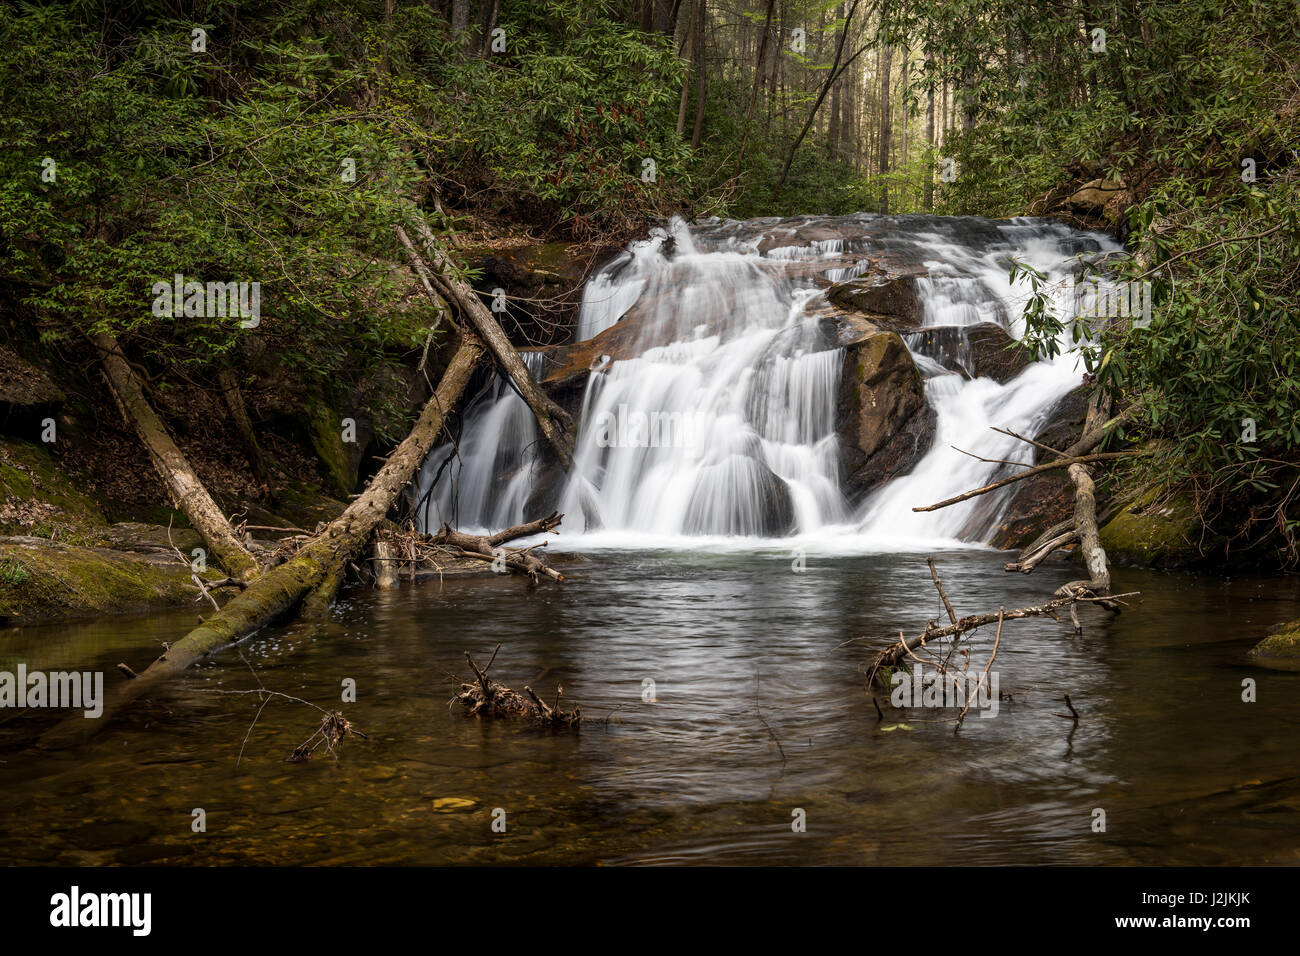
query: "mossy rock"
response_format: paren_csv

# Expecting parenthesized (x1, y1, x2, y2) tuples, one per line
(1250, 620, 1300, 661)
(1099, 490, 1215, 568)
(305, 400, 357, 496)
(0, 438, 109, 543)
(104, 522, 204, 553)
(0, 537, 221, 626)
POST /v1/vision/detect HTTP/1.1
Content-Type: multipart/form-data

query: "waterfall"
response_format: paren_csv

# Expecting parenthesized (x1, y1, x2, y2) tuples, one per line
(414, 214, 1122, 549)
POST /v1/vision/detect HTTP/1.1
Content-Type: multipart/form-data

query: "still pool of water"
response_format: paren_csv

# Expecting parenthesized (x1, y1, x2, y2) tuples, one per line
(2, 551, 1298, 865)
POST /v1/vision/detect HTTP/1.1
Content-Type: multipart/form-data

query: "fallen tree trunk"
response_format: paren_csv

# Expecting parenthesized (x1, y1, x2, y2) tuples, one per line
(397, 218, 575, 471)
(39, 331, 486, 749)
(93, 332, 262, 582)
(1061, 463, 1110, 594)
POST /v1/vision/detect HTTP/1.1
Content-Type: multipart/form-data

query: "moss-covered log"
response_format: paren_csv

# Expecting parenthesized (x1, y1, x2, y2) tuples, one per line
(39, 331, 486, 748)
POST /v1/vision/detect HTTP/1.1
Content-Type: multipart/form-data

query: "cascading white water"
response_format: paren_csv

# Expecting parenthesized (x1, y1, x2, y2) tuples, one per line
(414, 214, 1123, 550)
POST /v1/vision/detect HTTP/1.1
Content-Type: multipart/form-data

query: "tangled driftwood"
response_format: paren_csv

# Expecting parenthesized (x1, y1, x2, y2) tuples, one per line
(454, 646, 580, 727)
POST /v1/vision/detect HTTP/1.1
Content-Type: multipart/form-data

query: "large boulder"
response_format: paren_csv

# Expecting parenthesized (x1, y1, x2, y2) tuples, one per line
(827, 274, 922, 332)
(1099, 490, 1218, 568)
(837, 327, 935, 496)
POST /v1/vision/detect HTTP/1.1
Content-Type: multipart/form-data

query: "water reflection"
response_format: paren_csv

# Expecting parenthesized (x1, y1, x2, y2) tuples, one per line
(1, 553, 1298, 865)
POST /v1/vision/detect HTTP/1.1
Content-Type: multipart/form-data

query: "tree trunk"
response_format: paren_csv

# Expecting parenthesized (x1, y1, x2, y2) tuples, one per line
(828, 3, 846, 158)
(690, 0, 707, 149)
(771, 0, 865, 196)
(898, 46, 908, 199)
(476, 0, 501, 56)
(93, 333, 262, 582)
(676, 0, 697, 138)
(1065, 464, 1110, 593)
(217, 366, 269, 491)
(924, 53, 935, 210)
(40, 331, 486, 749)
(451, 0, 470, 34)
(878, 42, 893, 213)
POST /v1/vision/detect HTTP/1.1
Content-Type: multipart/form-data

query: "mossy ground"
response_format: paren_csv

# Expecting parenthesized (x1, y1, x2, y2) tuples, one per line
(0, 438, 109, 544)
(1, 437, 349, 626)
(0, 537, 219, 626)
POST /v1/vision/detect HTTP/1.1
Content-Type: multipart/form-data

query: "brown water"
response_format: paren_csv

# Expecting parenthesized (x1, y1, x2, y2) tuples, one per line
(1, 551, 1298, 866)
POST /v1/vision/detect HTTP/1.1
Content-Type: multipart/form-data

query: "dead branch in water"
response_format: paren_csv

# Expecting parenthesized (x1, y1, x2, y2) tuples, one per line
(927, 556, 958, 624)
(911, 451, 1134, 512)
(429, 512, 566, 584)
(454, 645, 580, 726)
(867, 559, 1136, 733)
(867, 558, 1138, 684)
(953, 608, 1004, 734)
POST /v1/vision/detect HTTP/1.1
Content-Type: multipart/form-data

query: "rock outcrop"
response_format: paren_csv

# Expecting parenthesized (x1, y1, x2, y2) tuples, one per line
(835, 319, 935, 497)
(1098, 489, 1218, 568)
(827, 274, 922, 332)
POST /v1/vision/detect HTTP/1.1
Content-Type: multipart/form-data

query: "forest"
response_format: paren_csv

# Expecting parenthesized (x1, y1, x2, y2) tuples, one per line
(0, 0, 1297, 876)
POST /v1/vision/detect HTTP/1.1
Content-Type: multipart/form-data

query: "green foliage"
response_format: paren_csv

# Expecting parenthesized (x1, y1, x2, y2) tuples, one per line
(0, 555, 29, 587)
(0, 1, 434, 392)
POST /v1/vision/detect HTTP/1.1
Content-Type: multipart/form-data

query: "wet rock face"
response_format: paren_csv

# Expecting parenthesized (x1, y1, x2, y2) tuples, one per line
(836, 327, 935, 497)
(684, 458, 796, 536)
(985, 387, 1088, 550)
(905, 323, 1032, 383)
(472, 242, 615, 347)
